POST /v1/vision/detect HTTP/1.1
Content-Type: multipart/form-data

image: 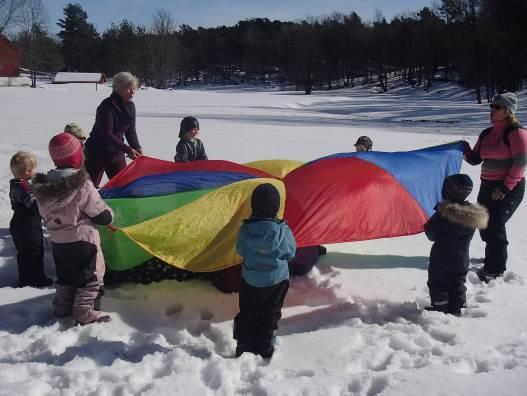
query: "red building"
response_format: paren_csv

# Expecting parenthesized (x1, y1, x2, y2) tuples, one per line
(0, 35, 21, 77)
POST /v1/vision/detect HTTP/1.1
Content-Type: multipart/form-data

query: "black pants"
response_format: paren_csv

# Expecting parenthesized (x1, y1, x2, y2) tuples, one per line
(52, 241, 98, 288)
(478, 178, 525, 274)
(85, 153, 127, 188)
(233, 278, 289, 351)
(428, 265, 467, 312)
(9, 213, 46, 286)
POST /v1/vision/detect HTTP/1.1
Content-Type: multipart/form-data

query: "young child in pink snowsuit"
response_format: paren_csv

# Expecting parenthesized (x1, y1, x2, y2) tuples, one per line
(33, 133, 113, 325)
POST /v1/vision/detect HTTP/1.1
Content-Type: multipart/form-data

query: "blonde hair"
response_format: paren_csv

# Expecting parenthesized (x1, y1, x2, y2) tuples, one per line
(112, 72, 139, 92)
(64, 122, 86, 141)
(10, 151, 37, 178)
(507, 109, 520, 125)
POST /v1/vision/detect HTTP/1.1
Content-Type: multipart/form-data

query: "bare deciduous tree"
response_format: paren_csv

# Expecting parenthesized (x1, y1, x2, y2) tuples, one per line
(0, 0, 26, 35)
(19, 0, 47, 87)
(150, 9, 177, 89)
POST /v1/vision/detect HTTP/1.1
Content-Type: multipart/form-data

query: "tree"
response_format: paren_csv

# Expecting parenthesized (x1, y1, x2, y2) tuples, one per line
(149, 9, 177, 89)
(99, 20, 148, 78)
(436, 0, 484, 103)
(0, 0, 26, 35)
(371, 10, 390, 92)
(57, 3, 100, 71)
(285, 19, 321, 94)
(18, 0, 47, 87)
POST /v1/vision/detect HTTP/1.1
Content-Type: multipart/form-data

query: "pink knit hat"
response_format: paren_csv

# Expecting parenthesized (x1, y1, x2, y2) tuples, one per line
(48, 133, 84, 169)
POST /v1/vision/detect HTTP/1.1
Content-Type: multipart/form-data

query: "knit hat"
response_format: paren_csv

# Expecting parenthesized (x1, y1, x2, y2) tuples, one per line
(493, 92, 517, 114)
(179, 116, 199, 138)
(48, 133, 84, 169)
(354, 136, 373, 151)
(251, 183, 280, 218)
(64, 123, 87, 141)
(442, 174, 473, 203)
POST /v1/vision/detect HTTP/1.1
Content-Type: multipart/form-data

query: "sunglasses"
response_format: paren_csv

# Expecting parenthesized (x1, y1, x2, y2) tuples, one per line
(490, 103, 504, 110)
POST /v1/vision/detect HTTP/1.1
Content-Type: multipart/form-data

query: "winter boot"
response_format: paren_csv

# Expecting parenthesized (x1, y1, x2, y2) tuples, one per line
(477, 268, 504, 283)
(235, 342, 253, 358)
(77, 314, 112, 326)
(424, 303, 449, 314)
(73, 283, 110, 325)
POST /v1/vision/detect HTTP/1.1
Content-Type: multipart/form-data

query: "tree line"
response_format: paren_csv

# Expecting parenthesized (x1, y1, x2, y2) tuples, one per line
(2, 0, 526, 102)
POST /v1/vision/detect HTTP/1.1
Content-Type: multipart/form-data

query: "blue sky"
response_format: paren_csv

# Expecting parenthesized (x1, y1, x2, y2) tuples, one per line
(46, 0, 434, 32)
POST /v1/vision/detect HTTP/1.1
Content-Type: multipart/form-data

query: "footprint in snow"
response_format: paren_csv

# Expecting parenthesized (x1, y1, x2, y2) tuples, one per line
(200, 308, 214, 321)
(367, 375, 390, 396)
(165, 304, 183, 316)
(463, 308, 488, 318)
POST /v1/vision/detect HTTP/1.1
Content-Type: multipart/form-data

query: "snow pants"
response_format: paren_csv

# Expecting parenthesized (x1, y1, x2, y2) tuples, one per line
(52, 241, 104, 324)
(9, 212, 46, 287)
(233, 278, 289, 353)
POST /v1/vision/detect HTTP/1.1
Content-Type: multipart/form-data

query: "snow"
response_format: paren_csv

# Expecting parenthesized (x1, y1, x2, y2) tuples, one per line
(1, 81, 527, 395)
(0, 77, 31, 87)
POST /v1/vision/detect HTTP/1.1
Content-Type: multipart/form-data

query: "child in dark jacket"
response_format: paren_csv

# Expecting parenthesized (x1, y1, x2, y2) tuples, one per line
(424, 174, 489, 315)
(9, 151, 52, 287)
(174, 116, 208, 162)
(234, 183, 296, 358)
(33, 133, 114, 325)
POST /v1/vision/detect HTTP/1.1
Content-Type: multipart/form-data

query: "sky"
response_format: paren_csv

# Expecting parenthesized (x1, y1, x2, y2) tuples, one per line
(45, 0, 434, 33)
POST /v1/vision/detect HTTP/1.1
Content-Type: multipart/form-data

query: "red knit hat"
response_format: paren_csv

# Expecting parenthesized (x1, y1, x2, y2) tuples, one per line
(48, 133, 84, 169)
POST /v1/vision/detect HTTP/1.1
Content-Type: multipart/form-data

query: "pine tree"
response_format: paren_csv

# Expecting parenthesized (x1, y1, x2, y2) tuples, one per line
(57, 3, 100, 71)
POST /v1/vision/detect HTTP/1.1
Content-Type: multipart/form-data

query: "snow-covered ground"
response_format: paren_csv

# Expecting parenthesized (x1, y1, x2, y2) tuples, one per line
(1, 81, 526, 395)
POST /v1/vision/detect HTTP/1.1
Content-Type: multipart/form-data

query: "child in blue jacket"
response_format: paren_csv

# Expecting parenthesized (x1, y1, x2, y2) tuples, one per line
(234, 183, 296, 358)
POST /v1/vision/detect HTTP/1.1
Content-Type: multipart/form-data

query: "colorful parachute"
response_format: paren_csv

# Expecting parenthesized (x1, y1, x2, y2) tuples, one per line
(99, 142, 464, 273)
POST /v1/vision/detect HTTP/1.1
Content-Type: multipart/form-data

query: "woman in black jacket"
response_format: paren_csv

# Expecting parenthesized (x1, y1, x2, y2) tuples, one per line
(85, 72, 143, 187)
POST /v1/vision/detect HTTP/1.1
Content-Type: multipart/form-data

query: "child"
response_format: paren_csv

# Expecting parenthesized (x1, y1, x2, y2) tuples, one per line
(174, 116, 208, 162)
(424, 174, 489, 315)
(354, 136, 373, 152)
(9, 152, 52, 287)
(233, 183, 296, 358)
(33, 133, 113, 325)
(64, 123, 87, 145)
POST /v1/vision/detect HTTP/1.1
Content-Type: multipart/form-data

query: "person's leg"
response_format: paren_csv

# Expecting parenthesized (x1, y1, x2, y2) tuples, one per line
(427, 265, 450, 313)
(105, 155, 127, 180)
(479, 180, 525, 275)
(448, 270, 467, 315)
(233, 278, 260, 356)
(85, 155, 107, 188)
(27, 219, 50, 286)
(10, 217, 48, 287)
(255, 280, 290, 357)
(54, 241, 109, 324)
(52, 243, 76, 317)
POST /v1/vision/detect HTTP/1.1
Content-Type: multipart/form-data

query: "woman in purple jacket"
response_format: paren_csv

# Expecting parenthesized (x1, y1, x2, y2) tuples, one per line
(85, 72, 143, 187)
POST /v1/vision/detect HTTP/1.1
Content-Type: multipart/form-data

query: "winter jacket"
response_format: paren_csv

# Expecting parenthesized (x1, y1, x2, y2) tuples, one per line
(174, 138, 207, 162)
(425, 201, 489, 269)
(237, 218, 296, 288)
(85, 91, 142, 162)
(9, 179, 38, 216)
(32, 168, 113, 282)
(465, 120, 527, 192)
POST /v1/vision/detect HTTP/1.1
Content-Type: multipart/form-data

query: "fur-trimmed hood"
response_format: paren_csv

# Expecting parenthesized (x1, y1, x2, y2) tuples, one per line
(32, 168, 89, 203)
(437, 201, 489, 230)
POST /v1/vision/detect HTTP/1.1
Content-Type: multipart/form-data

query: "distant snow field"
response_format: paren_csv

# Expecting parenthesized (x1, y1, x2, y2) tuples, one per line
(0, 82, 526, 395)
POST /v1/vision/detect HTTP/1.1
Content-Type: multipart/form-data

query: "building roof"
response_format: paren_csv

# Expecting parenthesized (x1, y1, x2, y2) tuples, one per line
(53, 72, 106, 83)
